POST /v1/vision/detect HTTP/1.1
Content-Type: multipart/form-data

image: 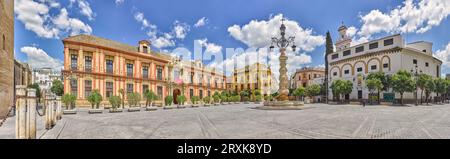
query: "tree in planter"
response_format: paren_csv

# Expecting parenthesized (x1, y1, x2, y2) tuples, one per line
(165, 95, 173, 106)
(221, 94, 228, 104)
(203, 96, 211, 104)
(366, 79, 383, 104)
(177, 95, 186, 106)
(424, 78, 435, 105)
(433, 78, 447, 103)
(61, 93, 76, 110)
(240, 90, 250, 102)
(305, 84, 321, 103)
(87, 90, 103, 109)
(293, 87, 305, 101)
(50, 80, 64, 96)
(144, 90, 158, 107)
(118, 89, 125, 109)
(213, 91, 221, 104)
(255, 95, 262, 102)
(191, 96, 200, 105)
(391, 70, 415, 105)
(127, 92, 141, 108)
(221, 91, 229, 104)
(416, 74, 432, 104)
(108, 96, 122, 111)
(252, 89, 261, 102)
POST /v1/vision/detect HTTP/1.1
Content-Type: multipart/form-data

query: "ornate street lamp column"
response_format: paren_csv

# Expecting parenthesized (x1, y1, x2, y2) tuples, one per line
(269, 19, 296, 101)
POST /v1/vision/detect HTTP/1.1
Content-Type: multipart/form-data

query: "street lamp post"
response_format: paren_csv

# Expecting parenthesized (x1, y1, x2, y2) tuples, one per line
(411, 64, 422, 106)
(269, 19, 297, 101)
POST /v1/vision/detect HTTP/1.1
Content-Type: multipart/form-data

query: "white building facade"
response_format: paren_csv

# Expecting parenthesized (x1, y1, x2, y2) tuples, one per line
(32, 68, 62, 91)
(327, 24, 442, 102)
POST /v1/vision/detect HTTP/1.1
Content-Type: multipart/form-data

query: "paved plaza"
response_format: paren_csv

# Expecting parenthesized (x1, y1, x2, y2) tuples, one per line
(1, 103, 450, 139)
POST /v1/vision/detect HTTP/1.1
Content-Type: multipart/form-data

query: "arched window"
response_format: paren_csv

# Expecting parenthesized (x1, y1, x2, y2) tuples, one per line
(2, 35, 5, 50)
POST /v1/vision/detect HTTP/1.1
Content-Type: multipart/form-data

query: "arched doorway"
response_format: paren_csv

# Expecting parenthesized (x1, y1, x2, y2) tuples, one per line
(173, 89, 181, 104)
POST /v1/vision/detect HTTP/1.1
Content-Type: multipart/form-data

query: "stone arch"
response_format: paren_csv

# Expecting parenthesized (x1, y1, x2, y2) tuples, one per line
(353, 60, 367, 74)
(330, 66, 341, 77)
(340, 63, 353, 76)
(381, 55, 391, 71)
(367, 57, 382, 72)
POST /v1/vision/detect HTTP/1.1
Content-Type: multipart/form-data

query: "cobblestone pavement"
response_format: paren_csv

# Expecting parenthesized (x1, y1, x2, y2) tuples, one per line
(1, 103, 450, 139)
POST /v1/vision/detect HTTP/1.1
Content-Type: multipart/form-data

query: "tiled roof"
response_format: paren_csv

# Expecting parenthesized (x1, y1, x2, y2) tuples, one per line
(63, 34, 171, 60)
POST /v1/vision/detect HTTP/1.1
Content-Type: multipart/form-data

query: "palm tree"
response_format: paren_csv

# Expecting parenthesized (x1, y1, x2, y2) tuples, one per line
(144, 90, 158, 107)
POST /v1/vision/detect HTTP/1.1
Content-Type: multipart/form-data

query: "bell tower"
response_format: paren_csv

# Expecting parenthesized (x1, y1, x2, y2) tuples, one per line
(335, 22, 352, 51)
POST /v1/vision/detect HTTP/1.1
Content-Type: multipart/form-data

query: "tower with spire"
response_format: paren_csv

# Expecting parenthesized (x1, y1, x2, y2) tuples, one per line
(335, 22, 352, 51)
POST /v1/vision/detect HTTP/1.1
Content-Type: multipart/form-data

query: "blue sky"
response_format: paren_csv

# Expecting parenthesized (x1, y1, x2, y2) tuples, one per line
(14, 0, 450, 76)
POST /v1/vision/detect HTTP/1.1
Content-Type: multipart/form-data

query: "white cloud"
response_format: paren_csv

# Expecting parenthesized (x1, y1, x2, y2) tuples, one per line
(227, 14, 325, 52)
(20, 46, 63, 71)
(152, 36, 175, 48)
(15, 0, 92, 39)
(346, 26, 357, 37)
(194, 17, 208, 27)
(173, 21, 190, 39)
(134, 11, 192, 49)
(208, 48, 312, 85)
(53, 8, 93, 36)
(14, 0, 59, 38)
(77, 0, 95, 21)
(195, 38, 222, 53)
(358, 0, 450, 38)
(115, 0, 124, 5)
(434, 42, 450, 68)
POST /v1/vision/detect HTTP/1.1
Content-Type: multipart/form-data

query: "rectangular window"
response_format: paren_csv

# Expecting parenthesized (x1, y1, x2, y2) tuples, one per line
(190, 89, 194, 99)
(369, 42, 378, 49)
(413, 59, 417, 65)
(383, 63, 389, 68)
(355, 46, 364, 53)
(71, 54, 78, 70)
(127, 63, 134, 77)
(344, 70, 350, 74)
(85, 80, 92, 98)
(70, 79, 77, 97)
(425, 62, 429, 67)
(106, 82, 113, 98)
(157, 86, 163, 99)
(384, 38, 394, 46)
(357, 67, 363, 72)
(142, 66, 149, 79)
(215, 80, 218, 88)
(142, 84, 149, 94)
(85, 56, 92, 72)
(343, 50, 351, 56)
(127, 83, 134, 94)
(207, 91, 211, 97)
(106, 59, 114, 74)
(371, 65, 377, 70)
(199, 90, 203, 99)
(156, 66, 163, 80)
(331, 54, 339, 60)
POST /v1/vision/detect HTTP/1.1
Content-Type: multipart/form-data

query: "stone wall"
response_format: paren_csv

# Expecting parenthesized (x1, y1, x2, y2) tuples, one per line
(0, 0, 14, 118)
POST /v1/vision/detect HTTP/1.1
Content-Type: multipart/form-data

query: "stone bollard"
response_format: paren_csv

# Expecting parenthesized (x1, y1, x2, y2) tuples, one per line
(56, 96, 62, 120)
(45, 93, 55, 130)
(52, 99, 57, 125)
(15, 86, 27, 139)
(26, 89, 37, 139)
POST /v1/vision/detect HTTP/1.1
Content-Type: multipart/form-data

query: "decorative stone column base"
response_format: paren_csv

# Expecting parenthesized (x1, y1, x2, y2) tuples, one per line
(254, 101, 308, 110)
